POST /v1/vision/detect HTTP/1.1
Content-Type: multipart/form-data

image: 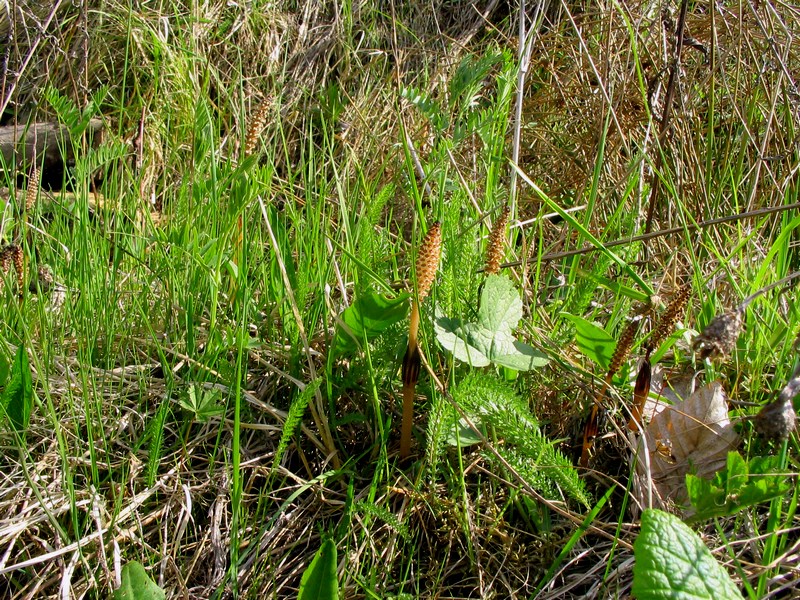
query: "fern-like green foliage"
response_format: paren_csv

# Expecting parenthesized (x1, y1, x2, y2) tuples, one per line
(437, 372, 590, 507)
(357, 182, 395, 271)
(272, 379, 321, 474)
(45, 85, 108, 138)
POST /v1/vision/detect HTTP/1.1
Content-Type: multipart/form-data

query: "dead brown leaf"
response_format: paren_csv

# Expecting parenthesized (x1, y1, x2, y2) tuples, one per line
(634, 382, 739, 511)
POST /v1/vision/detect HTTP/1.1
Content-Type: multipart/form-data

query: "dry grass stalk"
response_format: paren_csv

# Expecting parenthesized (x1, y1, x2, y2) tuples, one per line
(401, 222, 442, 459)
(646, 283, 691, 353)
(484, 206, 509, 275)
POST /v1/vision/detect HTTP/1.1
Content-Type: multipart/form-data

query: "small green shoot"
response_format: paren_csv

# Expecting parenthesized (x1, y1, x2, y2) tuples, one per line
(633, 509, 740, 600)
(686, 452, 792, 522)
(435, 274, 548, 370)
(177, 384, 224, 422)
(298, 537, 339, 600)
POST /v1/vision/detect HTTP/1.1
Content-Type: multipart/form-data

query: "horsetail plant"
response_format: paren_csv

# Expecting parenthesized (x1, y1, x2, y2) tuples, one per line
(484, 206, 510, 276)
(400, 222, 441, 459)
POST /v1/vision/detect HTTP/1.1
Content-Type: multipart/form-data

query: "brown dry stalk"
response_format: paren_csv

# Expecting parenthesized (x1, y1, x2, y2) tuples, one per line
(243, 96, 272, 159)
(579, 403, 600, 468)
(400, 222, 442, 459)
(646, 282, 691, 353)
(484, 206, 510, 275)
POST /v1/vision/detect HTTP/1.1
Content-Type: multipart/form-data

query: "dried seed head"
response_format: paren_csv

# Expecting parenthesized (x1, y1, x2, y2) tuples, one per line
(243, 96, 272, 158)
(754, 397, 796, 442)
(608, 317, 640, 378)
(30, 264, 54, 294)
(9, 244, 23, 292)
(693, 309, 744, 360)
(484, 205, 510, 276)
(26, 166, 40, 212)
(415, 222, 442, 300)
(647, 282, 692, 352)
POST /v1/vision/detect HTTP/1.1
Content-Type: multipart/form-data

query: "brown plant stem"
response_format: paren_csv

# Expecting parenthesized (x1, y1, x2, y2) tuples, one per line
(400, 301, 422, 459)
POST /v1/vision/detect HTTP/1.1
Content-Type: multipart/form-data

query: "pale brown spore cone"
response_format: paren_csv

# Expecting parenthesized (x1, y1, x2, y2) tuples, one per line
(693, 309, 744, 361)
(646, 282, 692, 353)
(484, 206, 510, 276)
(243, 96, 272, 159)
(415, 221, 442, 300)
(608, 318, 640, 379)
(26, 166, 40, 212)
(0, 244, 24, 294)
(400, 220, 442, 459)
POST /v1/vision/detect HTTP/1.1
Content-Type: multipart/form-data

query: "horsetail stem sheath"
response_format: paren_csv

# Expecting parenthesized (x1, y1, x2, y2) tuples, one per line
(400, 222, 441, 459)
(580, 317, 642, 467)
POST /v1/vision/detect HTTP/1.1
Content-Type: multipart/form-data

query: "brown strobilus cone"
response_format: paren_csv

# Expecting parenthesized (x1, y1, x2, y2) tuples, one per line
(400, 222, 442, 459)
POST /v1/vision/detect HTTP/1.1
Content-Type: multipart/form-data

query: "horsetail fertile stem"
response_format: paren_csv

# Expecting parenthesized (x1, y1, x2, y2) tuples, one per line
(400, 222, 441, 459)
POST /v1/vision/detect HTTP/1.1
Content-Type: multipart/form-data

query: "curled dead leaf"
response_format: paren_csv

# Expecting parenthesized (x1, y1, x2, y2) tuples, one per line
(633, 381, 739, 512)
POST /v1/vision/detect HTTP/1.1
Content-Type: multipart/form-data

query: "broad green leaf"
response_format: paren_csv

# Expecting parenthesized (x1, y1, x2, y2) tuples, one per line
(298, 537, 338, 600)
(435, 275, 549, 370)
(333, 291, 411, 356)
(560, 313, 615, 372)
(632, 509, 740, 600)
(0, 345, 33, 433)
(687, 452, 791, 521)
(113, 561, 165, 600)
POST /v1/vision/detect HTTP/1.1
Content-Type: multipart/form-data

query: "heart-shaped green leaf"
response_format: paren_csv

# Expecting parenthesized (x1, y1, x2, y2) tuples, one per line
(435, 275, 548, 370)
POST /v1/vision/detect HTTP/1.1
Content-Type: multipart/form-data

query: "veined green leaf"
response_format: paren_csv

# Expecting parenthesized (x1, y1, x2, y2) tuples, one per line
(435, 275, 548, 370)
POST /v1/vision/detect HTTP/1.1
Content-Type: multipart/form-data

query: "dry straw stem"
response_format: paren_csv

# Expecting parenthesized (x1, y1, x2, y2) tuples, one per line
(484, 206, 510, 276)
(400, 222, 442, 459)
